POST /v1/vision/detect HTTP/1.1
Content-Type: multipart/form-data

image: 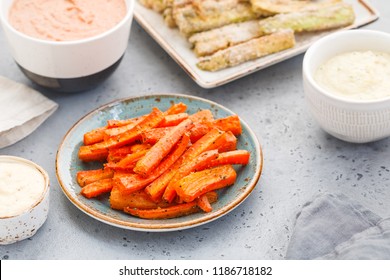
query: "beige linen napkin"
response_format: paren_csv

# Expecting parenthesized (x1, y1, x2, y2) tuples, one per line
(0, 76, 58, 149)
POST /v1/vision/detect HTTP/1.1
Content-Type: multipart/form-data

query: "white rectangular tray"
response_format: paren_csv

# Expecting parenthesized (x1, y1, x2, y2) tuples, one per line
(134, 0, 379, 88)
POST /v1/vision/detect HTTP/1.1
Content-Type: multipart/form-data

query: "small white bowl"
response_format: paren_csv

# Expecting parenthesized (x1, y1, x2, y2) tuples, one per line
(0, 156, 50, 245)
(303, 30, 390, 143)
(0, 0, 134, 93)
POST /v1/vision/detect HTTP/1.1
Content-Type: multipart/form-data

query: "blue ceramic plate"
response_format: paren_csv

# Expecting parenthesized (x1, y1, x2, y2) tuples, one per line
(56, 94, 263, 231)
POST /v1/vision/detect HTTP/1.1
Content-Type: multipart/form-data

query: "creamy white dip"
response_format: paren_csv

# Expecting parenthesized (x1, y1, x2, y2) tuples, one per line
(0, 161, 46, 217)
(315, 51, 390, 100)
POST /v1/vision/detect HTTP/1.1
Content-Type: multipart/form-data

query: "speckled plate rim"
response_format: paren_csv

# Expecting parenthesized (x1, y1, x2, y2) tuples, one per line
(56, 93, 263, 232)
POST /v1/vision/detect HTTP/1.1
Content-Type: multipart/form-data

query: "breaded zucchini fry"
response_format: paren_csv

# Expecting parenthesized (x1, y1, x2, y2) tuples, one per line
(190, 2, 354, 57)
(197, 29, 295, 71)
(163, 7, 176, 27)
(161, 0, 179, 27)
(140, 0, 180, 27)
(189, 20, 261, 57)
(173, 0, 259, 36)
(139, 0, 168, 13)
(251, 0, 341, 15)
(257, 2, 355, 34)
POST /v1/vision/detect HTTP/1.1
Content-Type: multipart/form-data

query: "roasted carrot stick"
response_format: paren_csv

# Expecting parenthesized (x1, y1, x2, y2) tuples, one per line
(165, 102, 187, 115)
(105, 149, 149, 171)
(184, 109, 215, 141)
(107, 113, 189, 138)
(161, 149, 219, 200)
(143, 166, 178, 203)
(209, 150, 250, 167)
(106, 144, 152, 163)
(77, 168, 114, 187)
(145, 149, 218, 202)
(78, 107, 164, 161)
(141, 127, 174, 145)
(106, 146, 134, 162)
(109, 186, 172, 210)
(83, 126, 107, 145)
(158, 113, 189, 127)
(107, 116, 144, 128)
(146, 131, 220, 202)
(107, 102, 186, 129)
(84, 115, 145, 144)
(141, 122, 221, 145)
(175, 165, 237, 202)
(78, 148, 109, 162)
(189, 109, 214, 124)
(207, 131, 237, 152)
(130, 143, 152, 153)
(80, 178, 113, 198)
(124, 191, 218, 219)
(124, 201, 199, 219)
(114, 133, 191, 194)
(189, 123, 211, 142)
(142, 116, 235, 145)
(104, 117, 144, 139)
(212, 115, 242, 135)
(183, 128, 224, 158)
(197, 193, 213, 213)
(162, 128, 225, 202)
(133, 118, 194, 177)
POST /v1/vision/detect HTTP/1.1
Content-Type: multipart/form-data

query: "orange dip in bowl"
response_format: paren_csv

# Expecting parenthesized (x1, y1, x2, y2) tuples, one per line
(8, 0, 127, 41)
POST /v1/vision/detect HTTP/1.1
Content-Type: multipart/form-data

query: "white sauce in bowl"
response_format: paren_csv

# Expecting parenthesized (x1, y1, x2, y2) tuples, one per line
(315, 51, 390, 101)
(0, 160, 46, 217)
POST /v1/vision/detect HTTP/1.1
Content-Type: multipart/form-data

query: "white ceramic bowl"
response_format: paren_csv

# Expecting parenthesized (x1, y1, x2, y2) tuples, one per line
(0, 0, 134, 93)
(303, 29, 390, 143)
(0, 156, 50, 245)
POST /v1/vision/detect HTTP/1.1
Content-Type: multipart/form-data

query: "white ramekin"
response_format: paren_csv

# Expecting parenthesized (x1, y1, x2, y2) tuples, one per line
(303, 29, 390, 143)
(0, 156, 50, 245)
(0, 0, 134, 92)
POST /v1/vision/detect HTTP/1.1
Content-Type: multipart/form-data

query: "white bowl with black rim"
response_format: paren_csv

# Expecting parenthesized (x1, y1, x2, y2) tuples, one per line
(0, 0, 134, 93)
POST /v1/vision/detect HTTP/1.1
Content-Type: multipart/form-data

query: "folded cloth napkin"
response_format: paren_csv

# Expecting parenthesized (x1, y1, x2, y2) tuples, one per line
(0, 76, 58, 149)
(286, 193, 390, 259)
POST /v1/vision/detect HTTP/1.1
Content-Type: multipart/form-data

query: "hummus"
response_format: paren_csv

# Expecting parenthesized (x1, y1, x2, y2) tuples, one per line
(315, 51, 390, 101)
(8, 0, 127, 41)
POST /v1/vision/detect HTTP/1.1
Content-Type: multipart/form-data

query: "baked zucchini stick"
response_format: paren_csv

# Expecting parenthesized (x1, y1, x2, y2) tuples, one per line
(189, 20, 262, 57)
(250, 0, 341, 15)
(173, 0, 259, 36)
(190, 2, 354, 57)
(139, 0, 168, 13)
(197, 29, 295, 71)
(258, 2, 355, 34)
(163, 7, 176, 27)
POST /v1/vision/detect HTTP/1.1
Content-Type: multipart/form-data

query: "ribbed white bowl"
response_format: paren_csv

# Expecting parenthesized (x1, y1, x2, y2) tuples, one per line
(303, 30, 390, 143)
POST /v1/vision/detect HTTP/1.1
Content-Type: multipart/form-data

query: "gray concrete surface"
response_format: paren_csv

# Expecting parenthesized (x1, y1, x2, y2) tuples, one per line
(0, 0, 389, 260)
